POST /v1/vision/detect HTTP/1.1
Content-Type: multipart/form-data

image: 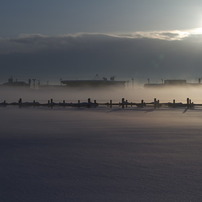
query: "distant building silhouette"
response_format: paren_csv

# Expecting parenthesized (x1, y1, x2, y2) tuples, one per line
(144, 79, 202, 87)
(60, 77, 126, 88)
(2, 77, 30, 87)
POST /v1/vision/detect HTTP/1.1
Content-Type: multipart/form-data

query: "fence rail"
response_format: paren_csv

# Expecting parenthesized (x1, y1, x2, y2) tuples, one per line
(1, 97, 201, 110)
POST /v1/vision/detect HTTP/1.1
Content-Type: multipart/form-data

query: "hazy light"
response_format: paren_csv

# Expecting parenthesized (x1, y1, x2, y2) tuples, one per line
(189, 27, 202, 35)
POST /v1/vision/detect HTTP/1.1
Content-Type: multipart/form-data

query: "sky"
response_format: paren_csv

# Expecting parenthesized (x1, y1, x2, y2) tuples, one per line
(1, 0, 202, 82)
(1, 0, 202, 36)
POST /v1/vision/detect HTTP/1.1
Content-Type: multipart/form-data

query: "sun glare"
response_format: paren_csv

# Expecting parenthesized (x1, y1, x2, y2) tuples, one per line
(190, 27, 202, 35)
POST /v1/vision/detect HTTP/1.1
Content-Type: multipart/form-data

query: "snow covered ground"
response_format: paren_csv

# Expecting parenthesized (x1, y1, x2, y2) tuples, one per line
(1, 106, 202, 202)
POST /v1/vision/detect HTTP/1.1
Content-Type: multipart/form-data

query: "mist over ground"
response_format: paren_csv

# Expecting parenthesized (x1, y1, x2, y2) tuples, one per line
(1, 83, 202, 201)
(2, 1, 202, 201)
(1, 106, 202, 201)
(0, 84, 202, 202)
(1, 84, 202, 104)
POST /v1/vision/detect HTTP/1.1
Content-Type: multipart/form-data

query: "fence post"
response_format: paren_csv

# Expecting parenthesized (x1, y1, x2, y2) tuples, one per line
(122, 98, 125, 109)
(110, 100, 112, 108)
(87, 98, 91, 108)
(154, 98, 157, 109)
(141, 100, 144, 107)
(173, 99, 175, 107)
(187, 98, 190, 109)
(78, 100, 80, 107)
(18, 98, 22, 104)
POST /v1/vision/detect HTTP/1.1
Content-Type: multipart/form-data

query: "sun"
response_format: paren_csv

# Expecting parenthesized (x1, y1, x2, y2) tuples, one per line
(191, 27, 202, 35)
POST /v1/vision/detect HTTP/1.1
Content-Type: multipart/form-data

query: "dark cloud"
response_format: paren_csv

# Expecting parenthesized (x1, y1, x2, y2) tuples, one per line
(0, 32, 202, 82)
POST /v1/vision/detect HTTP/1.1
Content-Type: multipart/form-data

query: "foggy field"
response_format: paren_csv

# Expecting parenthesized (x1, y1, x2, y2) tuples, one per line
(1, 105, 202, 202)
(3, 1, 202, 201)
(1, 85, 202, 104)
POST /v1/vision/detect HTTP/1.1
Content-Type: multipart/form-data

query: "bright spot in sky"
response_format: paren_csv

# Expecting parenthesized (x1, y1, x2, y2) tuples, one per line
(173, 27, 202, 40)
(191, 27, 202, 35)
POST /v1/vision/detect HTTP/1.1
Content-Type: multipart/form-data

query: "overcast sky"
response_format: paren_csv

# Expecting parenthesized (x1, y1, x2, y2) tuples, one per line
(1, 1, 202, 82)
(1, 0, 202, 36)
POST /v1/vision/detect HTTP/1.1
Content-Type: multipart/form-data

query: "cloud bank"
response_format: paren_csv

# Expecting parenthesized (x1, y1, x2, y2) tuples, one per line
(1, 29, 202, 82)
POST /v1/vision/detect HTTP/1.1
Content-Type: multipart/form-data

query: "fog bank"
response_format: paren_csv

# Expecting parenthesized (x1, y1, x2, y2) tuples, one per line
(1, 107, 202, 201)
(1, 84, 202, 104)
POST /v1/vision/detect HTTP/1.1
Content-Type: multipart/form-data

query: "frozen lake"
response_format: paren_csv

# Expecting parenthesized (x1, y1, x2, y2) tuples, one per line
(1, 106, 202, 202)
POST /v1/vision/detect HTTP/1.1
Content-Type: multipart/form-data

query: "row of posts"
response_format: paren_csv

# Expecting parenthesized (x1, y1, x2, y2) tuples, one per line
(11, 97, 193, 109)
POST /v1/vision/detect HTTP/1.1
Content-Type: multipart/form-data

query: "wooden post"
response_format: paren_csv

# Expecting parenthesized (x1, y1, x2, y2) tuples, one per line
(61, 100, 65, 107)
(18, 98, 22, 104)
(110, 100, 112, 108)
(122, 98, 125, 109)
(18, 98, 22, 105)
(94, 100, 97, 104)
(87, 98, 91, 108)
(126, 100, 128, 108)
(157, 100, 160, 108)
(173, 99, 175, 107)
(187, 98, 190, 108)
(141, 100, 144, 107)
(154, 98, 157, 109)
(18, 98, 22, 108)
(78, 100, 80, 107)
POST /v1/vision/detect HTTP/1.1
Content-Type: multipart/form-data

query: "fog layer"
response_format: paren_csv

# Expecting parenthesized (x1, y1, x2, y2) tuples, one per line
(1, 84, 202, 104)
(1, 107, 202, 201)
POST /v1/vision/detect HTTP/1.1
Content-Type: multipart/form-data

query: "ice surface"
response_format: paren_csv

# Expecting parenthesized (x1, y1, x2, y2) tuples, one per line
(1, 106, 202, 202)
